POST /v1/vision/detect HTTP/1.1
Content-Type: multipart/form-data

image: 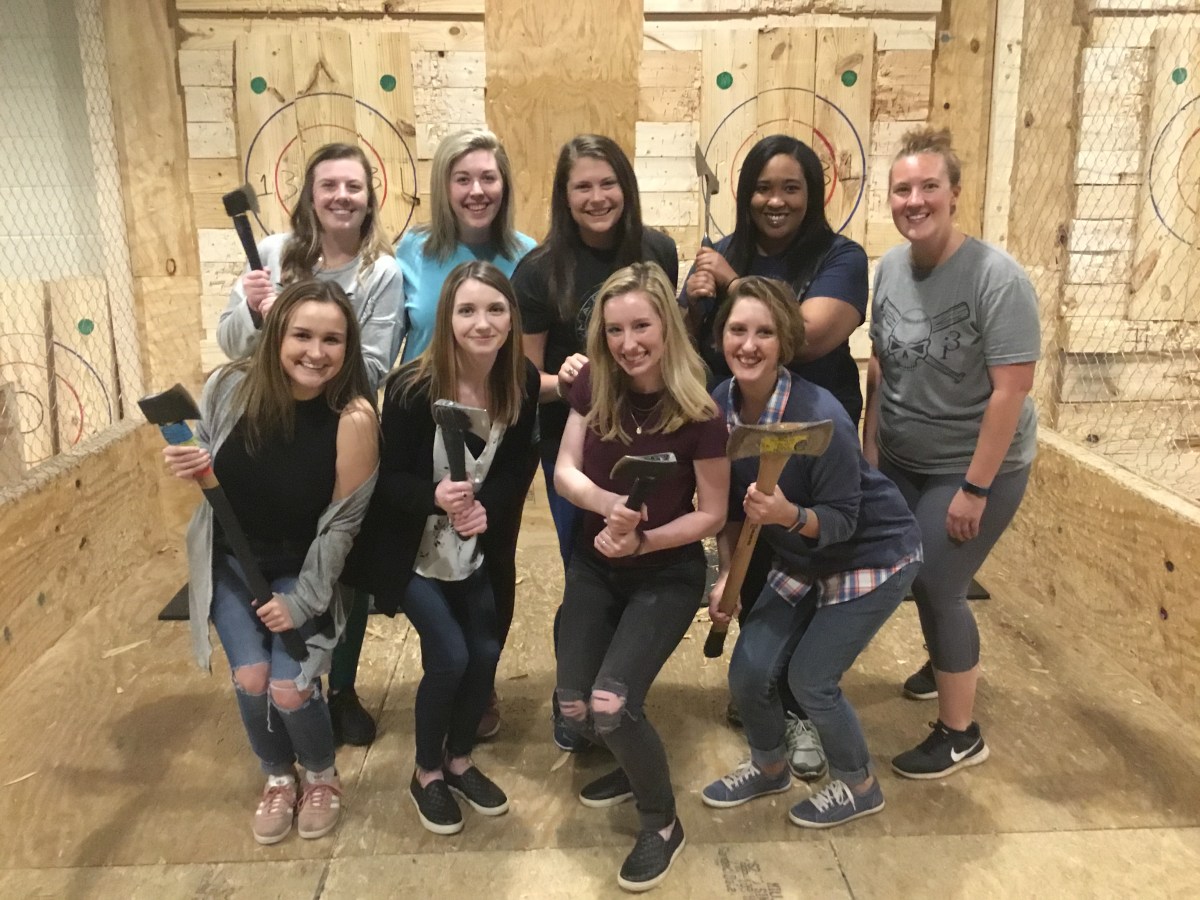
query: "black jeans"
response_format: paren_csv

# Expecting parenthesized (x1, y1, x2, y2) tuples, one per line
(556, 548, 706, 831)
(402, 568, 500, 770)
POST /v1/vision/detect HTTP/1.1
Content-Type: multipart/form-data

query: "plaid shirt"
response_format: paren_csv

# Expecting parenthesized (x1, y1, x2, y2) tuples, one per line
(725, 368, 923, 609)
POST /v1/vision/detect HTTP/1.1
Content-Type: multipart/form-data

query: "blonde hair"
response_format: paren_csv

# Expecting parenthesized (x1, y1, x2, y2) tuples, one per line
(585, 262, 716, 444)
(891, 127, 962, 188)
(389, 260, 526, 427)
(421, 129, 522, 263)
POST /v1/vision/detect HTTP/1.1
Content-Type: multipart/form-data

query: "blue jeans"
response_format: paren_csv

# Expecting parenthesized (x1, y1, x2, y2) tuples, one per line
(402, 569, 500, 771)
(211, 553, 336, 775)
(556, 549, 707, 831)
(730, 562, 919, 784)
(540, 451, 582, 569)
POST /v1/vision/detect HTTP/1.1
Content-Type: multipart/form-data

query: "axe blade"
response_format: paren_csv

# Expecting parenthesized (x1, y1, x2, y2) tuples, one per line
(222, 183, 260, 218)
(609, 452, 678, 482)
(138, 383, 201, 425)
(432, 399, 490, 436)
(727, 420, 835, 461)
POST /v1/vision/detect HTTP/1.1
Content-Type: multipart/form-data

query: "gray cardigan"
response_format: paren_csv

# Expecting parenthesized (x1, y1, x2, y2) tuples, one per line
(184, 368, 378, 690)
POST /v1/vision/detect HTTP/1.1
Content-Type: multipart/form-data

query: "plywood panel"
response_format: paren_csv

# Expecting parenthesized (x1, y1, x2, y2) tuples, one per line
(0, 282, 55, 466)
(814, 28, 873, 244)
(1130, 28, 1200, 321)
(699, 28, 759, 242)
(235, 30, 298, 235)
(47, 279, 118, 452)
(486, 0, 642, 241)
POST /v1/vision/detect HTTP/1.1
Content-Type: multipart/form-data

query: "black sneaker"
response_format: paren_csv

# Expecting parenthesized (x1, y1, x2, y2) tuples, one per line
(617, 819, 686, 893)
(892, 720, 989, 780)
(553, 712, 590, 752)
(329, 687, 377, 747)
(409, 774, 463, 835)
(579, 768, 633, 809)
(902, 660, 938, 700)
(443, 765, 509, 816)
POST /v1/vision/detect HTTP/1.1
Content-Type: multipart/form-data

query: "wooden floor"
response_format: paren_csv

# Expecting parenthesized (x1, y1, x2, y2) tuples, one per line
(2, 486, 1199, 899)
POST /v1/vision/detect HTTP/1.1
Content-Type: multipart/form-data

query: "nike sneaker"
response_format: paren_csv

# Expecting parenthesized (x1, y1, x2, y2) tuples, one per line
(891, 719, 989, 779)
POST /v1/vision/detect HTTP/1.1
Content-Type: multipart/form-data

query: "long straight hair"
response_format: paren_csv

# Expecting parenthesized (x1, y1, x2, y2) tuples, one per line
(420, 128, 523, 263)
(585, 262, 715, 444)
(523, 134, 644, 322)
(390, 260, 527, 427)
(227, 279, 375, 453)
(280, 142, 393, 285)
(725, 135, 835, 291)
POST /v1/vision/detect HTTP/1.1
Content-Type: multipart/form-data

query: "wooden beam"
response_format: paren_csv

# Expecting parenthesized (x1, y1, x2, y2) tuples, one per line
(1006, 0, 1084, 428)
(101, 0, 203, 395)
(983, 429, 1200, 724)
(930, 0, 998, 238)
(485, 0, 642, 241)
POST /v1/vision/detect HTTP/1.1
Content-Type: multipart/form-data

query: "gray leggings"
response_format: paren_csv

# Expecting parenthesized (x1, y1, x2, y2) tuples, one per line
(879, 461, 1030, 673)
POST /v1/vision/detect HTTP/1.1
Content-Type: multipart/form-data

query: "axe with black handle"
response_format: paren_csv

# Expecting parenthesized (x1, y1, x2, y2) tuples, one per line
(222, 183, 264, 272)
(702, 420, 835, 659)
(610, 452, 681, 513)
(139, 384, 309, 662)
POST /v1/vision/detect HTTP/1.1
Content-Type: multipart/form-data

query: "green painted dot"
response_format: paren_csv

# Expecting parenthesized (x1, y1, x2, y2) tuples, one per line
(77, 318, 95, 336)
(250, 76, 268, 94)
(841, 70, 858, 87)
(380, 74, 397, 92)
(716, 71, 733, 90)
(1172, 67, 1188, 85)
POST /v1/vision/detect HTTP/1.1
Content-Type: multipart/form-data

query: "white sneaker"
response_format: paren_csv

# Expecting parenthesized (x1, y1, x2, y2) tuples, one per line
(784, 713, 828, 782)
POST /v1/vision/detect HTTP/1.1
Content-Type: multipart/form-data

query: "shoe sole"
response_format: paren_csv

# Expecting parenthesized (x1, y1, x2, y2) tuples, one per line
(891, 743, 990, 780)
(788, 762, 828, 783)
(448, 784, 510, 816)
(701, 779, 791, 809)
(902, 687, 938, 701)
(476, 721, 501, 740)
(579, 789, 634, 809)
(298, 815, 339, 840)
(554, 737, 590, 752)
(788, 798, 885, 829)
(617, 834, 686, 893)
(409, 790, 464, 835)
(253, 823, 292, 846)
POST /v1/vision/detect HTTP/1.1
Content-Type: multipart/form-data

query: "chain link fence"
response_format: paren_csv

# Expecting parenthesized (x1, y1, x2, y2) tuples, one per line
(1012, 2, 1200, 505)
(0, 0, 140, 491)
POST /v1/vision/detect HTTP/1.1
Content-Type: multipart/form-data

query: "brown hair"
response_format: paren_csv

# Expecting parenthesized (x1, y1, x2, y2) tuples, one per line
(713, 276, 807, 367)
(890, 127, 962, 188)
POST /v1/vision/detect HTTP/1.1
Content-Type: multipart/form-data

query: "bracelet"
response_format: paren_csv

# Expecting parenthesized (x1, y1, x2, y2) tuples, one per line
(961, 479, 992, 498)
(787, 504, 809, 533)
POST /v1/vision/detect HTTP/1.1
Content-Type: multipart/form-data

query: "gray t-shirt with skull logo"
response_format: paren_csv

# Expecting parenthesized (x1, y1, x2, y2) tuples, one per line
(870, 237, 1039, 474)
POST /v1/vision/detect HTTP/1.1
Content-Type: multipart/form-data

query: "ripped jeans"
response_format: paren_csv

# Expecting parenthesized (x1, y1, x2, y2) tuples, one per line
(211, 553, 336, 776)
(555, 548, 705, 831)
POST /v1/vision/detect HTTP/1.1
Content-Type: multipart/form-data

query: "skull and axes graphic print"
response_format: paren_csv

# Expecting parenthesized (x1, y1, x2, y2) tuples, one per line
(878, 298, 970, 383)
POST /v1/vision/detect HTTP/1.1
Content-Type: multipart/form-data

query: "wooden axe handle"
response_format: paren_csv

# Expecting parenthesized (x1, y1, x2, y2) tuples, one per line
(702, 452, 790, 658)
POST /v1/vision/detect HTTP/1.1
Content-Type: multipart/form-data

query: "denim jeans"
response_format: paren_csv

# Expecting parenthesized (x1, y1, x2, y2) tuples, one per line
(556, 549, 706, 831)
(539, 450, 582, 569)
(211, 553, 336, 775)
(730, 562, 919, 784)
(402, 568, 501, 770)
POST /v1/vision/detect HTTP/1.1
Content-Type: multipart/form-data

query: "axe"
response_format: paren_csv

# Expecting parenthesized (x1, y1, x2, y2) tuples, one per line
(610, 452, 680, 513)
(139, 384, 309, 662)
(694, 143, 720, 251)
(223, 183, 264, 272)
(432, 399, 490, 483)
(702, 420, 835, 658)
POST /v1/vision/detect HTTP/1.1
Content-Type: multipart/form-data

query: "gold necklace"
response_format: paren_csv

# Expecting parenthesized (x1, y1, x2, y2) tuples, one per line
(628, 398, 663, 435)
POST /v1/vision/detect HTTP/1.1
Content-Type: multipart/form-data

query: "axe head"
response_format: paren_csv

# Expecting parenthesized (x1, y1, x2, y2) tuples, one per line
(432, 399, 490, 437)
(222, 183, 260, 218)
(727, 420, 835, 461)
(694, 144, 719, 199)
(610, 451, 679, 483)
(138, 383, 201, 425)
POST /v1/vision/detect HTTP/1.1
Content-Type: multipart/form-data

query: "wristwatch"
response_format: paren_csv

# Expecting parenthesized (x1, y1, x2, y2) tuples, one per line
(961, 479, 992, 498)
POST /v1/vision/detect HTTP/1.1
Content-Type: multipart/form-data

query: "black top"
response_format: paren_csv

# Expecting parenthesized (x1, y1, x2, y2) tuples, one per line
(213, 395, 339, 565)
(342, 360, 540, 614)
(513, 229, 679, 450)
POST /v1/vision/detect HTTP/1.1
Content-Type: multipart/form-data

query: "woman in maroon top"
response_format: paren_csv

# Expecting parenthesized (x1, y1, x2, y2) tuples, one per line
(553, 262, 728, 892)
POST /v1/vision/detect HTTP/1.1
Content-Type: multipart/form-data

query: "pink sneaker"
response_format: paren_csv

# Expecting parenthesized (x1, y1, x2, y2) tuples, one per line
(298, 770, 343, 839)
(253, 775, 297, 845)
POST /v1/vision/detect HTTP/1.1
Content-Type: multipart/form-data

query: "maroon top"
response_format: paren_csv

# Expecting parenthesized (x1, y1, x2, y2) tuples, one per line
(568, 364, 727, 568)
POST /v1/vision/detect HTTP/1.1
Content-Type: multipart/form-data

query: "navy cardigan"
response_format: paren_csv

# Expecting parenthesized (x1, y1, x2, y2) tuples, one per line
(342, 359, 540, 615)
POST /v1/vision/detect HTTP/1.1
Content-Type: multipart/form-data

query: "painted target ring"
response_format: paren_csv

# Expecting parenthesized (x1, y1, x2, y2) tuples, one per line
(1148, 95, 1200, 247)
(243, 91, 419, 244)
(702, 87, 867, 240)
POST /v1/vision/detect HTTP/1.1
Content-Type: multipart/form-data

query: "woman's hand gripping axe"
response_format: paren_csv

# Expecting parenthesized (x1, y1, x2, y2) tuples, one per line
(702, 420, 834, 658)
(139, 384, 309, 662)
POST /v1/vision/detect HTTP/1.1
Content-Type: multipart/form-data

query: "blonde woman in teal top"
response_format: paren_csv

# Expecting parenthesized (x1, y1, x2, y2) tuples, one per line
(398, 129, 536, 363)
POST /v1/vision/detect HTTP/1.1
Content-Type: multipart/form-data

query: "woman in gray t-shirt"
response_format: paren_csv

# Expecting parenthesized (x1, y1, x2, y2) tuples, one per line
(864, 128, 1039, 780)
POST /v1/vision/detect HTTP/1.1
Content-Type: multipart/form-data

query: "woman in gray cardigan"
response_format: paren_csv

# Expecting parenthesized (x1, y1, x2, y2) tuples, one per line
(167, 280, 378, 846)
